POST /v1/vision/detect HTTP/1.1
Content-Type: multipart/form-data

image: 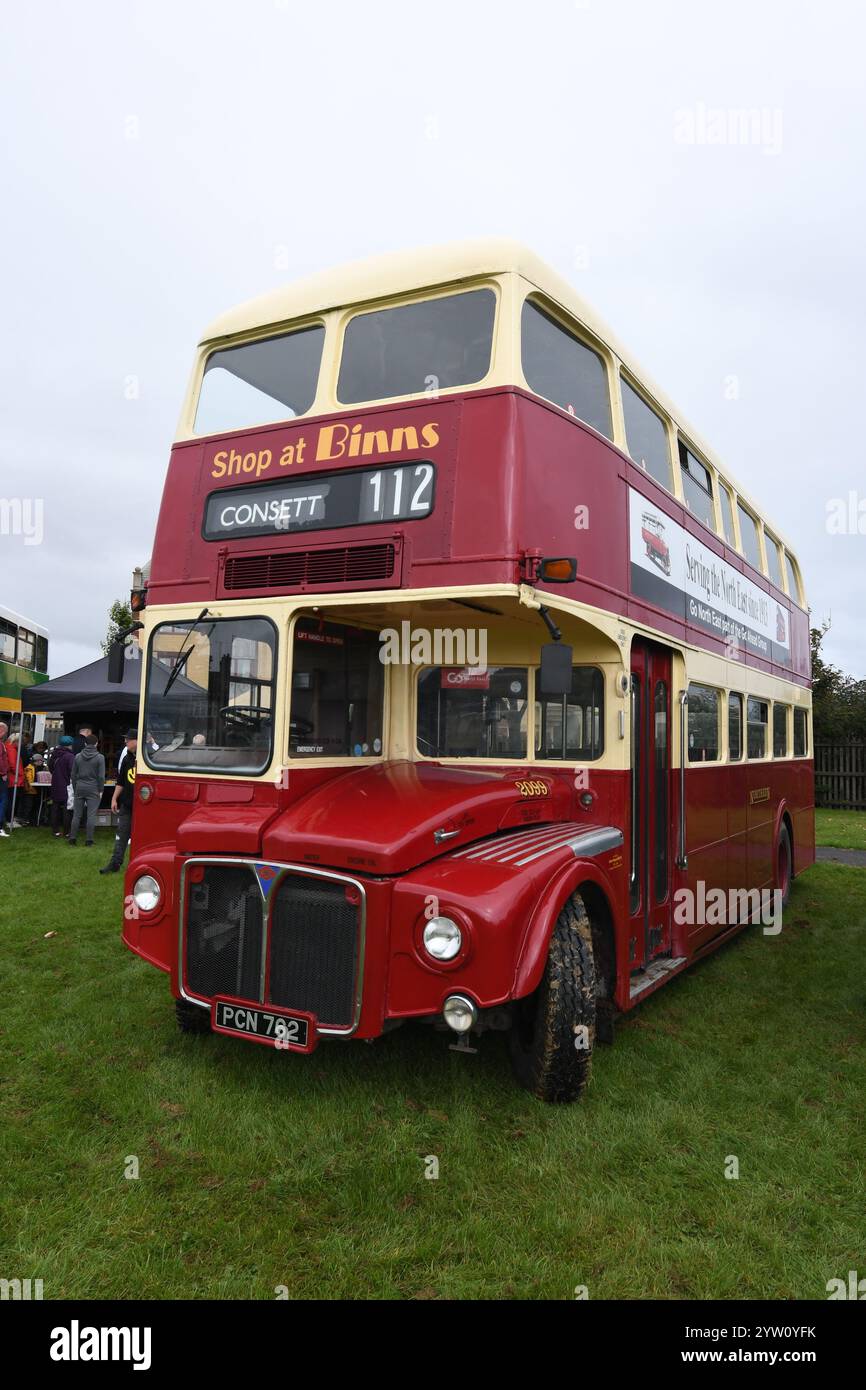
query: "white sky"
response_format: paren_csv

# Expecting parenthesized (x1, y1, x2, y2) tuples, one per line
(2, 0, 864, 679)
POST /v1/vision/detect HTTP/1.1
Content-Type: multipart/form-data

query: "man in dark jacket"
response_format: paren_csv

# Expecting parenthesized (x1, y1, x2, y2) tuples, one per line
(69, 735, 105, 846)
(100, 731, 137, 874)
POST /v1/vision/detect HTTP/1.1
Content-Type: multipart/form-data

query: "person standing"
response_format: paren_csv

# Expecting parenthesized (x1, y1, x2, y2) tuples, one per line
(49, 736, 75, 838)
(101, 731, 137, 874)
(0, 723, 9, 836)
(6, 733, 26, 827)
(68, 734, 105, 847)
(72, 725, 93, 756)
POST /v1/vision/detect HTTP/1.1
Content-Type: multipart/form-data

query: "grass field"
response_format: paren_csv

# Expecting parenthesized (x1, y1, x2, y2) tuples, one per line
(815, 808, 866, 850)
(1, 828, 863, 1301)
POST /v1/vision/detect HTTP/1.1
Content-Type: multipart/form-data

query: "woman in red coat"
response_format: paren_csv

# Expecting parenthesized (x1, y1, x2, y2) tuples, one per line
(6, 734, 25, 826)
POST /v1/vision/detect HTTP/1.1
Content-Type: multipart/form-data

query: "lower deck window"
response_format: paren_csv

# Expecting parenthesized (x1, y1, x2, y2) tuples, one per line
(748, 698, 769, 759)
(417, 667, 528, 759)
(728, 692, 743, 761)
(535, 667, 604, 760)
(289, 619, 384, 758)
(687, 684, 719, 761)
(793, 707, 809, 757)
(773, 704, 789, 758)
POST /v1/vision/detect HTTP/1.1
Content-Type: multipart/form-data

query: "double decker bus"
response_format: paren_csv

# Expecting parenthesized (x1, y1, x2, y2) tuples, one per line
(120, 241, 814, 1102)
(0, 605, 49, 742)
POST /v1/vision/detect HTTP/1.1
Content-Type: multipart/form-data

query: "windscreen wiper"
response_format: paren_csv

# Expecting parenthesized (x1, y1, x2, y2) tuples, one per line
(161, 608, 210, 699)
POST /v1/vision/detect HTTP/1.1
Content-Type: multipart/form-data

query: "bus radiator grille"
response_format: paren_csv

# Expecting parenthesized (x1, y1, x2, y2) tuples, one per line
(268, 875, 360, 1029)
(185, 865, 264, 1003)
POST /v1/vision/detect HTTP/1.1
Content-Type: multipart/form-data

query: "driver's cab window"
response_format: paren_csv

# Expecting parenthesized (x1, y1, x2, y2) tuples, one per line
(417, 667, 528, 758)
(143, 617, 276, 774)
(289, 618, 384, 758)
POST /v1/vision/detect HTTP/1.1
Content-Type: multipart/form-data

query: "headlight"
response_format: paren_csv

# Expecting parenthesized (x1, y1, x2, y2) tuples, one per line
(133, 874, 161, 912)
(422, 916, 462, 961)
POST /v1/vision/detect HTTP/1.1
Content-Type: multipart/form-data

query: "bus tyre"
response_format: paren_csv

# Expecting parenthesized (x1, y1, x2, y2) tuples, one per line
(175, 999, 211, 1035)
(508, 892, 596, 1103)
(777, 823, 792, 910)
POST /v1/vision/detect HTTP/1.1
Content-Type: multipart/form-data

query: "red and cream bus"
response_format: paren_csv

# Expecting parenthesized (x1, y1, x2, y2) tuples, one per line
(117, 240, 814, 1102)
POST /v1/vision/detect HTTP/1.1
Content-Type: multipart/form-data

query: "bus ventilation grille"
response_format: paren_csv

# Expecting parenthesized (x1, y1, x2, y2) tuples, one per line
(222, 543, 398, 592)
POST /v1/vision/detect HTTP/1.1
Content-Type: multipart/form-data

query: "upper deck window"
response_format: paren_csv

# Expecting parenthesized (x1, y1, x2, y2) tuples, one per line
(678, 443, 715, 530)
(621, 378, 672, 491)
(16, 629, 34, 669)
(0, 619, 15, 663)
(784, 552, 801, 605)
(719, 482, 736, 547)
(737, 503, 763, 573)
(521, 300, 612, 437)
(337, 288, 495, 404)
(765, 533, 783, 590)
(194, 325, 324, 435)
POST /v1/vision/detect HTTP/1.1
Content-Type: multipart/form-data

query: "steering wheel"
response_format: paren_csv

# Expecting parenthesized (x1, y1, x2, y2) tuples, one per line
(289, 716, 315, 739)
(218, 704, 271, 731)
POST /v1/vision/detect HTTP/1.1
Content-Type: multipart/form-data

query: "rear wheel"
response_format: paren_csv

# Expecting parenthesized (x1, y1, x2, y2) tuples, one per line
(776, 823, 792, 910)
(508, 892, 596, 1103)
(175, 999, 211, 1035)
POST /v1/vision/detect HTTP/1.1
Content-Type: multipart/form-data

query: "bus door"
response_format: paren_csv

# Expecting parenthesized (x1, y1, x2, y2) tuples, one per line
(628, 641, 673, 968)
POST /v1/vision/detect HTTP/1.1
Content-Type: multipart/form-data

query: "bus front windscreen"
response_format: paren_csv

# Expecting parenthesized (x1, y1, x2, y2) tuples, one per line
(144, 617, 276, 775)
(289, 618, 384, 758)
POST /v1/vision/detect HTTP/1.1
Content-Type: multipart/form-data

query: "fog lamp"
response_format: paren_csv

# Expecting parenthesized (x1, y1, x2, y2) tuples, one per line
(443, 995, 478, 1034)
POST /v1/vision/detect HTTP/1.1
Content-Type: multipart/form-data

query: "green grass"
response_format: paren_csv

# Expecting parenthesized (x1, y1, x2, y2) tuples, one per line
(815, 808, 866, 850)
(1, 829, 863, 1300)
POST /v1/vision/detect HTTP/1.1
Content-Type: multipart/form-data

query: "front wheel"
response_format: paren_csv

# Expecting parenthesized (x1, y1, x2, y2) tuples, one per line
(508, 892, 596, 1103)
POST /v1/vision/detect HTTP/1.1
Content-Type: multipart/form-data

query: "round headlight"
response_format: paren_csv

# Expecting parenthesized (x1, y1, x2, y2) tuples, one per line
(422, 916, 462, 961)
(133, 874, 161, 913)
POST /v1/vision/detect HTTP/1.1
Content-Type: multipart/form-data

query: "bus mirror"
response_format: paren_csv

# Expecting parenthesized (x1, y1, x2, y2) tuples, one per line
(107, 640, 126, 684)
(539, 641, 573, 696)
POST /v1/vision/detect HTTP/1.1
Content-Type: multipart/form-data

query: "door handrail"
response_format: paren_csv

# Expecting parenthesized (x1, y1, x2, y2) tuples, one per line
(676, 688, 688, 869)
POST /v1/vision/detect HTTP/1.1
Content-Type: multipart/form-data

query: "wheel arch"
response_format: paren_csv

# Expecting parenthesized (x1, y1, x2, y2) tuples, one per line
(513, 859, 618, 1002)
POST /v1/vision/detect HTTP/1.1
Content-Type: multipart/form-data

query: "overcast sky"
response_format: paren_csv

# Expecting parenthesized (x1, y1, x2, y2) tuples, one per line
(2, 0, 864, 680)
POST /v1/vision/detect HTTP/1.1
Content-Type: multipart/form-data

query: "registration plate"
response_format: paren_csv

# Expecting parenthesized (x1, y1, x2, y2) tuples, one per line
(211, 996, 317, 1053)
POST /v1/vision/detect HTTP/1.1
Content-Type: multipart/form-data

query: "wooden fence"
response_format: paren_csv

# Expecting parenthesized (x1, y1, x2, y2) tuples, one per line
(815, 742, 866, 809)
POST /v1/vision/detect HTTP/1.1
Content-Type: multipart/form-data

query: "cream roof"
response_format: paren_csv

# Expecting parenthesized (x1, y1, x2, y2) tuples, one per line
(199, 238, 797, 560)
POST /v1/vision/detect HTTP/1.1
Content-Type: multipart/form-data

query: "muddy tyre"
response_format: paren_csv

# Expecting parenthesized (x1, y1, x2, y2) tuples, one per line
(776, 823, 792, 910)
(508, 892, 596, 1103)
(175, 999, 211, 1035)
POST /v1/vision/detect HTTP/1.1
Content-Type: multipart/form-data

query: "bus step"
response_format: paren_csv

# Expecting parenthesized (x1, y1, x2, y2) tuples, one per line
(629, 956, 688, 1001)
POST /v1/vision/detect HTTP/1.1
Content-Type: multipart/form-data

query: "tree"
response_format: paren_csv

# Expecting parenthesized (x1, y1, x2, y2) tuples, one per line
(811, 622, 866, 742)
(101, 599, 134, 656)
